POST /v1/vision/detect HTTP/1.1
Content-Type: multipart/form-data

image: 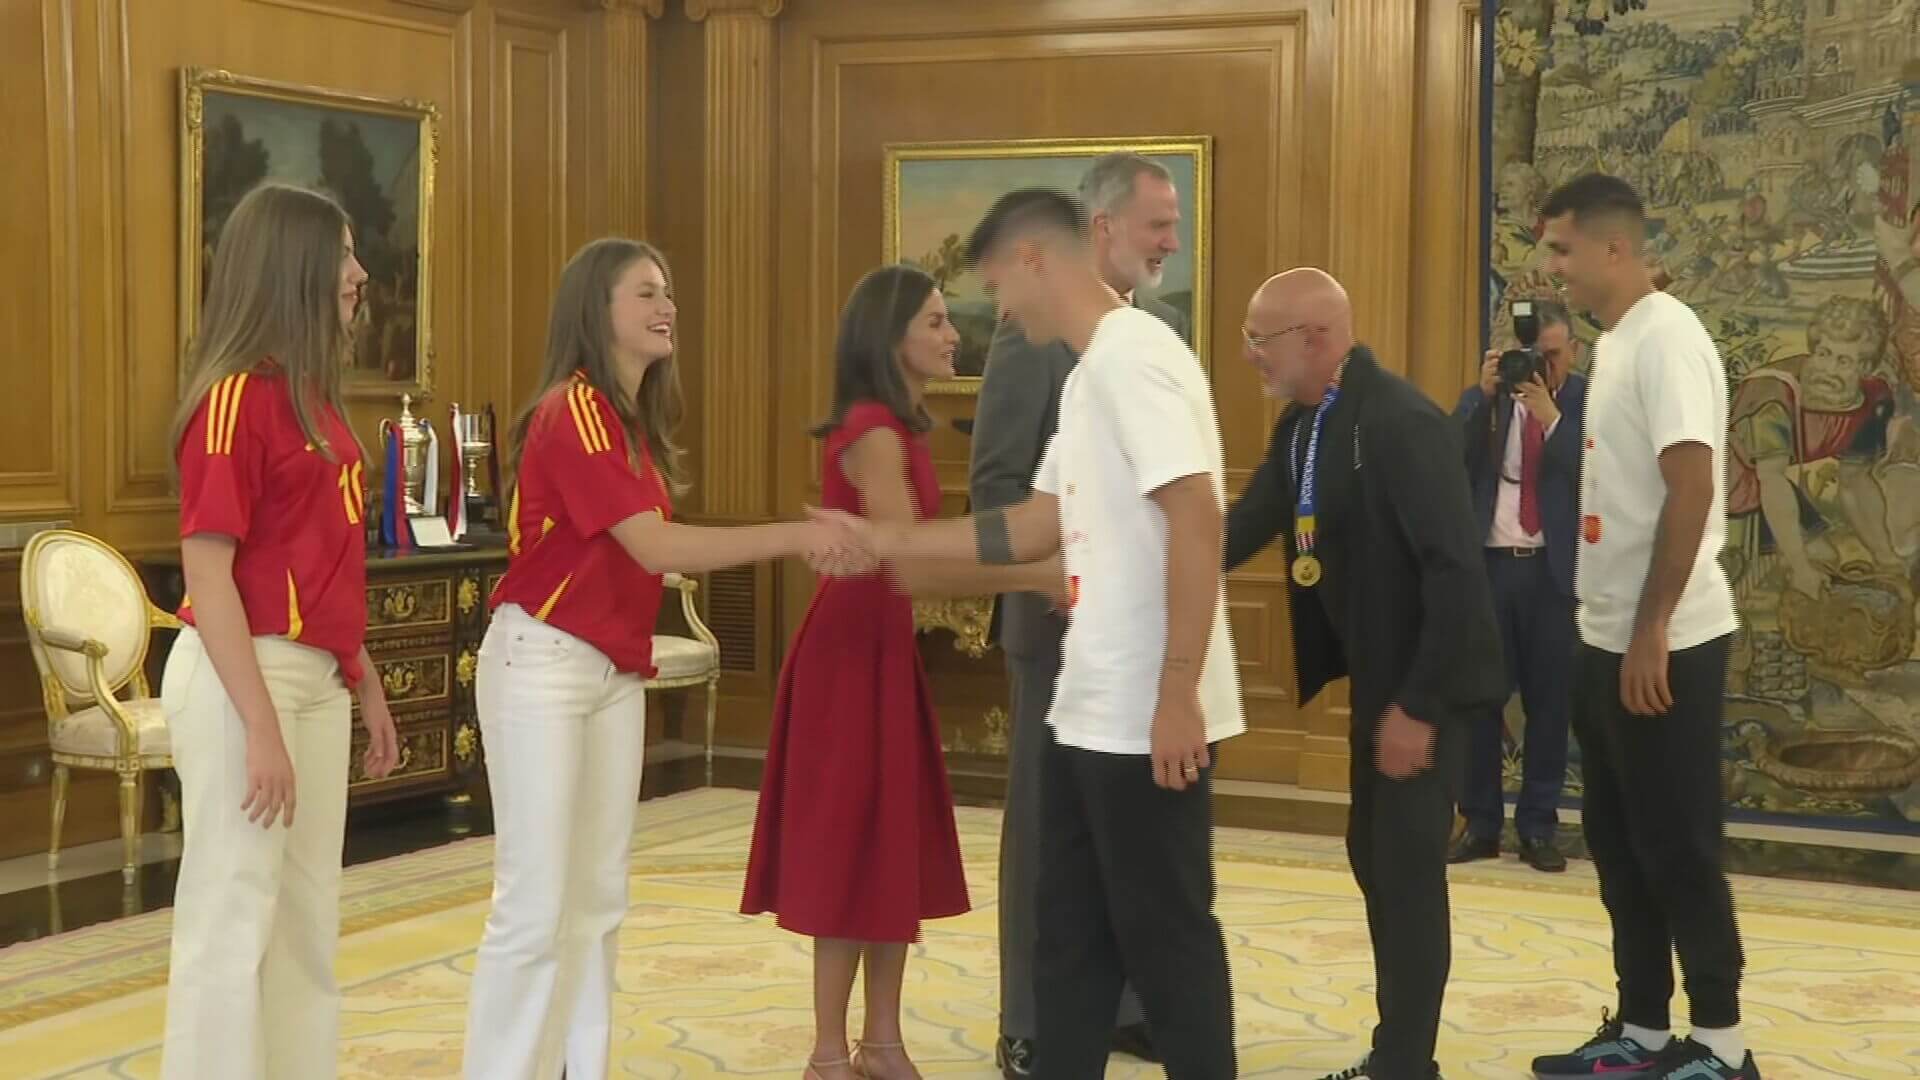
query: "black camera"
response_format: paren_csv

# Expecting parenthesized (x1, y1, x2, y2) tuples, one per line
(1498, 300, 1547, 392)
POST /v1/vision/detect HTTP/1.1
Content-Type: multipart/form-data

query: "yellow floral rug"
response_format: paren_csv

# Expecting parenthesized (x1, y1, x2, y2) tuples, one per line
(2, 789, 1918, 1078)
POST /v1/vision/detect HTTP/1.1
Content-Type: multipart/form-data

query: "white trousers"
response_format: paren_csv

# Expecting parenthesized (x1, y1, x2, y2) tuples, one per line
(464, 604, 647, 1080)
(160, 629, 351, 1080)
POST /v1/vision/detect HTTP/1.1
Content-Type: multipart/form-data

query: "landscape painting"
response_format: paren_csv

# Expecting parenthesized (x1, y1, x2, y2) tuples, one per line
(883, 137, 1210, 392)
(180, 68, 437, 398)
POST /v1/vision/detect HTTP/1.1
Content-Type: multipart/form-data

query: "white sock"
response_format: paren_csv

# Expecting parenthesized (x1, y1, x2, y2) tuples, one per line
(1622, 1022, 1672, 1052)
(1692, 1025, 1746, 1068)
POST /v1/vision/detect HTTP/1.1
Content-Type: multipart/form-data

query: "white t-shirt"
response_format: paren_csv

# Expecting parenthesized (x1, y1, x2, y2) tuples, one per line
(1576, 291, 1738, 653)
(1032, 307, 1246, 755)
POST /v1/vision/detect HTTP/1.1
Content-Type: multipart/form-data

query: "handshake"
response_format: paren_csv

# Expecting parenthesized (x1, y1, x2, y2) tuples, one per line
(798, 507, 887, 578)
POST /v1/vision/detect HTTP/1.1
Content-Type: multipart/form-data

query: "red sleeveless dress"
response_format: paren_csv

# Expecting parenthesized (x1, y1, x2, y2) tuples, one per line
(740, 402, 969, 942)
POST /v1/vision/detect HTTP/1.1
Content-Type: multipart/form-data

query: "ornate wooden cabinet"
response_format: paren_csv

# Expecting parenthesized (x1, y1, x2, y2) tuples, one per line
(143, 546, 509, 807)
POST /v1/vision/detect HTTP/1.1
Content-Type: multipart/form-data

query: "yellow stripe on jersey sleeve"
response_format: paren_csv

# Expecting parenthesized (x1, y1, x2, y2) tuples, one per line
(506, 486, 523, 556)
(586, 392, 614, 451)
(566, 384, 609, 454)
(205, 372, 250, 456)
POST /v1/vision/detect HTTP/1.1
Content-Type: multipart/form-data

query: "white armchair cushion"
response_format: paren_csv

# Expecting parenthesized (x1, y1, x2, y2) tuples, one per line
(650, 634, 718, 682)
(50, 698, 171, 760)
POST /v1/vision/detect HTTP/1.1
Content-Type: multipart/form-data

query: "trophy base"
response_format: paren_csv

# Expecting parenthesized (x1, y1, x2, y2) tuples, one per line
(461, 526, 511, 549)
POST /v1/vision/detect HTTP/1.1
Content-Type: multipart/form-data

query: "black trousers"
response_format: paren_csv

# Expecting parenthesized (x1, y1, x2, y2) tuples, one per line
(1034, 734, 1235, 1079)
(1461, 550, 1574, 841)
(1346, 716, 1460, 1080)
(1572, 637, 1744, 1030)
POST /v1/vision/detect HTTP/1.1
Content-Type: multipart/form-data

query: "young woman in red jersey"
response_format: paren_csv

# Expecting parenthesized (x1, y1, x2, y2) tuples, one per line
(742, 265, 1066, 1080)
(463, 238, 862, 1080)
(160, 183, 402, 1080)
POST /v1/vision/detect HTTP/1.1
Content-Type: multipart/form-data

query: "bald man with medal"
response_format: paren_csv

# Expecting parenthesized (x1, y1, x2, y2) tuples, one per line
(1224, 270, 1505, 1080)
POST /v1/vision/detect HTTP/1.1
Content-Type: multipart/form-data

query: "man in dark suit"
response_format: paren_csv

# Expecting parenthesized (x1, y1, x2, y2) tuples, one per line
(1449, 300, 1586, 873)
(968, 152, 1188, 1078)
(1225, 269, 1505, 1080)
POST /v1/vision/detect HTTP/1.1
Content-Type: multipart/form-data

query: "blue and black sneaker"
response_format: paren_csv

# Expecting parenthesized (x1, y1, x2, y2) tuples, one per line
(1646, 1037, 1760, 1079)
(1532, 1011, 1668, 1076)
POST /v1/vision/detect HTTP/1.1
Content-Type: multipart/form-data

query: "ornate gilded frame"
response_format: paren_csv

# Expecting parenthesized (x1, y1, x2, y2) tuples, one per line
(179, 67, 439, 399)
(882, 136, 1213, 395)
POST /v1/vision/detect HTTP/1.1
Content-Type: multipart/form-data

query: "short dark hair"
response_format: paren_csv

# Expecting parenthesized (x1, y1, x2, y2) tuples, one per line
(964, 188, 1088, 266)
(1540, 173, 1646, 232)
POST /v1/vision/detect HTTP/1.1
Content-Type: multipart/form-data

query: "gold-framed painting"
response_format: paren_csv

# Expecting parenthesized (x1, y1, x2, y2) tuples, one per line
(179, 67, 438, 399)
(882, 137, 1212, 395)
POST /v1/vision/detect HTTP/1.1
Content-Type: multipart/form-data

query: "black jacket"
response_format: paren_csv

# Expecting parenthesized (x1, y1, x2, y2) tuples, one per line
(1225, 346, 1506, 728)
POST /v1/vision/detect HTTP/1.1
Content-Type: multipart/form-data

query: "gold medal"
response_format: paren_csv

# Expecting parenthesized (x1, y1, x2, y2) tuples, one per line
(1291, 554, 1322, 587)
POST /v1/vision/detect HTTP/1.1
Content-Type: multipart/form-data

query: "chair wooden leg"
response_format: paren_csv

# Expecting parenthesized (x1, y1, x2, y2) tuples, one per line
(705, 674, 719, 788)
(48, 764, 71, 872)
(117, 768, 141, 884)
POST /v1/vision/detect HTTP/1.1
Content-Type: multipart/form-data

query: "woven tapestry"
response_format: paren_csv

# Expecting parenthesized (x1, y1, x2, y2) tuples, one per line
(1485, 0, 1920, 835)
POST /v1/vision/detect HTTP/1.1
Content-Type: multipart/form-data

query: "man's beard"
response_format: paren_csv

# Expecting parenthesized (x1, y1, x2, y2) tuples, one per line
(1130, 255, 1165, 291)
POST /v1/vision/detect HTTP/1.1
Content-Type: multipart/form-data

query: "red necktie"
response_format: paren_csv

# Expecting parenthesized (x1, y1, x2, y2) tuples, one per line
(1519, 408, 1545, 537)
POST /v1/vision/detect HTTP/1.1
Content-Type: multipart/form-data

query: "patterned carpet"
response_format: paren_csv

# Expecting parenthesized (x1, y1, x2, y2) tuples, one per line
(1, 789, 1917, 1078)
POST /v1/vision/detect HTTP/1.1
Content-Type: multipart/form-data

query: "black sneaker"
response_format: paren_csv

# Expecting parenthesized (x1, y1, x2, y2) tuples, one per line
(1319, 1056, 1443, 1079)
(1647, 1037, 1760, 1079)
(1532, 1011, 1667, 1076)
(994, 1035, 1033, 1078)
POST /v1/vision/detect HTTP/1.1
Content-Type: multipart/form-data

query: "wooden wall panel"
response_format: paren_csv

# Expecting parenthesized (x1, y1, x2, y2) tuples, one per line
(496, 13, 570, 415)
(0, 1, 79, 521)
(0, 0, 656, 859)
(659, 0, 1359, 784)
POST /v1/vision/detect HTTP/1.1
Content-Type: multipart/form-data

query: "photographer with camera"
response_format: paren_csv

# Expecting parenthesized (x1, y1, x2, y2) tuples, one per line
(1449, 298, 1586, 874)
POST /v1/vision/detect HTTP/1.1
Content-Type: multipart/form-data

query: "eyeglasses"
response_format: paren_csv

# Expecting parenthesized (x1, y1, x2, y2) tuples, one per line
(1242, 324, 1314, 350)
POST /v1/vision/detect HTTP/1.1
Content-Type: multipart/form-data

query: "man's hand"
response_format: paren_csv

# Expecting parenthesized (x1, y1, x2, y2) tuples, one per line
(1621, 621, 1673, 717)
(1149, 687, 1210, 791)
(1375, 704, 1435, 779)
(1478, 350, 1501, 397)
(1034, 552, 1070, 612)
(1513, 373, 1561, 429)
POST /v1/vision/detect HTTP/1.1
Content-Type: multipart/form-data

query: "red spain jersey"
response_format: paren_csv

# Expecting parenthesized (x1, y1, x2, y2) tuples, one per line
(176, 367, 369, 686)
(490, 373, 672, 676)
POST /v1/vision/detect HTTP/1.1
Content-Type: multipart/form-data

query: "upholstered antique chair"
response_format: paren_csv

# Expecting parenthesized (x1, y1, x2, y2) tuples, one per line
(19, 529, 178, 882)
(651, 573, 722, 784)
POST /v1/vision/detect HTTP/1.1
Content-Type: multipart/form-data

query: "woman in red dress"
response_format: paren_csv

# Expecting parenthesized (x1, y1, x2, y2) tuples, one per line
(744, 266, 1063, 1080)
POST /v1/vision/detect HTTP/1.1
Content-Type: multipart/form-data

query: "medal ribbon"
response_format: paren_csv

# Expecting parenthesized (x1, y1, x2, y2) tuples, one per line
(1290, 386, 1340, 562)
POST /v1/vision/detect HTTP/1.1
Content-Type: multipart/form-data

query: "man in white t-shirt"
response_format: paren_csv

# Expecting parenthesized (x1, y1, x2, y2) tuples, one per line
(836, 188, 1242, 1079)
(1528, 174, 1756, 1080)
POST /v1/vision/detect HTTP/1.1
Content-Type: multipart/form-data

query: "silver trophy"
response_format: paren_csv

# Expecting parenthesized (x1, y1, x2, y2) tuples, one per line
(454, 406, 497, 527)
(455, 408, 492, 501)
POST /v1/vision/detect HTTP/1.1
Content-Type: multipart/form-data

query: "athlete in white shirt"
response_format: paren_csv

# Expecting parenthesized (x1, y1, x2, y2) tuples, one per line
(828, 188, 1241, 1079)
(1528, 174, 1756, 1080)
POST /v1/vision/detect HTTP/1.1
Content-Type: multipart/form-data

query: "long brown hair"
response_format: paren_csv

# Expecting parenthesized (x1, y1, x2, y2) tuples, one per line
(169, 183, 360, 478)
(509, 238, 688, 494)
